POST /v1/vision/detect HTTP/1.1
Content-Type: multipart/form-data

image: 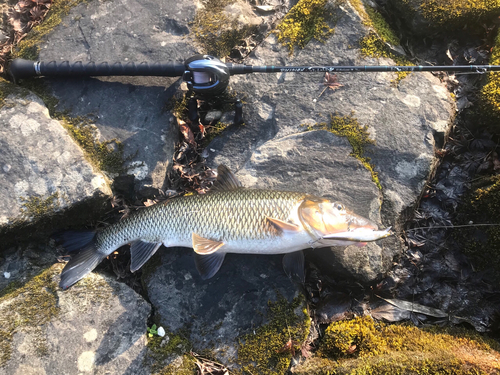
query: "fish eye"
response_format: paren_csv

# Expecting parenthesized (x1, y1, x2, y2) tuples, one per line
(335, 203, 344, 211)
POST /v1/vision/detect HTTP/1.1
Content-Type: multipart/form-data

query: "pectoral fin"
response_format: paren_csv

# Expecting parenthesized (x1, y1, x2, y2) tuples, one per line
(130, 240, 162, 272)
(266, 217, 301, 233)
(194, 252, 226, 280)
(282, 251, 305, 283)
(192, 233, 224, 254)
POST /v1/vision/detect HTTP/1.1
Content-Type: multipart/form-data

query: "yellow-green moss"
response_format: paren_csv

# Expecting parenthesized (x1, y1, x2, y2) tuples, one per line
(202, 121, 231, 147)
(456, 175, 500, 280)
(350, 0, 413, 83)
(308, 112, 381, 190)
(14, 0, 88, 60)
(145, 329, 193, 375)
(19, 192, 61, 220)
(292, 316, 500, 375)
(235, 293, 311, 375)
(190, 0, 256, 58)
(419, 0, 500, 26)
(0, 266, 60, 366)
(481, 30, 500, 124)
(274, 0, 337, 54)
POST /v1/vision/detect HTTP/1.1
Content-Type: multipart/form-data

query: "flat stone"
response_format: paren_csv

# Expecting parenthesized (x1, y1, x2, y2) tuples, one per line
(144, 248, 300, 366)
(0, 92, 111, 230)
(0, 263, 151, 375)
(37, 0, 199, 195)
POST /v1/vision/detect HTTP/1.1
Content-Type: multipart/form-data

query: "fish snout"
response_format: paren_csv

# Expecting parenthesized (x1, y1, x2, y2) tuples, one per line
(346, 211, 378, 231)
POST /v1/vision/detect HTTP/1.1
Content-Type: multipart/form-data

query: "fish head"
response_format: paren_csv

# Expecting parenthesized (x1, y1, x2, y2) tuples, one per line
(298, 197, 377, 247)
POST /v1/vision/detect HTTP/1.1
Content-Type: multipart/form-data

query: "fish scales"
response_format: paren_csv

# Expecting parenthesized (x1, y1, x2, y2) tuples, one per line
(96, 189, 308, 251)
(58, 164, 391, 288)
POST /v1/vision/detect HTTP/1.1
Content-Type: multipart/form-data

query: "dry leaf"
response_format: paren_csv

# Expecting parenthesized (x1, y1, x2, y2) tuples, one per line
(318, 72, 344, 98)
(177, 119, 196, 146)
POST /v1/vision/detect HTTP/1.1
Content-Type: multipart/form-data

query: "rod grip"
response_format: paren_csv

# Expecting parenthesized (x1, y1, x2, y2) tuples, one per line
(10, 59, 186, 79)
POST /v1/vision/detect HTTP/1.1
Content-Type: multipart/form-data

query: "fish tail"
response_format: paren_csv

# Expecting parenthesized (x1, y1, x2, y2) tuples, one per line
(57, 230, 106, 289)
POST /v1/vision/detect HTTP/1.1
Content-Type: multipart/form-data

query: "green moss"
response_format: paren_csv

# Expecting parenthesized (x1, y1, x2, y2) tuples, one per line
(456, 175, 500, 281)
(19, 192, 61, 220)
(481, 30, 500, 127)
(145, 328, 193, 374)
(190, 0, 256, 58)
(351, 0, 413, 83)
(14, 0, 88, 60)
(0, 266, 60, 366)
(274, 0, 337, 55)
(202, 121, 231, 147)
(419, 0, 500, 27)
(235, 293, 311, 375)
(293, 316, 500, 375)
(308, 112, 381, 190)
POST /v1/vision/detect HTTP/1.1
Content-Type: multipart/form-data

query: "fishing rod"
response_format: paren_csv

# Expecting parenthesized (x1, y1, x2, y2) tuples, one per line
(9, 54, 500, 123)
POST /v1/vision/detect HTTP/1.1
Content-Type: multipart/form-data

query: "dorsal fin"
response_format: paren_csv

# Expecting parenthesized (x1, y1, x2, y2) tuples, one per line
(210, 164, 243, 192)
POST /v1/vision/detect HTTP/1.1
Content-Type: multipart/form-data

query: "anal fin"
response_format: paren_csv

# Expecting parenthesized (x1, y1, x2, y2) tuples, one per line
(192, 233, 224, 254)
(194, 252, 226, 280)
(282, 251, 305, 283)
(130, 240, 162, 272)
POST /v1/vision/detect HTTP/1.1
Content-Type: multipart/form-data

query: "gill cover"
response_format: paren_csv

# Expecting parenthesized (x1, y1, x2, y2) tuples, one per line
(298, 198, 349, 239)
(298, 197, 378, 242)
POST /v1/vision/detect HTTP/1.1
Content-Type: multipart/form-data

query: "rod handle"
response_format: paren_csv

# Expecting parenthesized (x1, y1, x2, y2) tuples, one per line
(10, 59, 186, 79)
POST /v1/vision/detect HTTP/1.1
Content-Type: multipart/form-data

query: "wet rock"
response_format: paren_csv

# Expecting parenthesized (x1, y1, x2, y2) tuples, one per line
(0, 263, 151, 374)
(36, 0, 199, 195)
(0, 91, 111, 241)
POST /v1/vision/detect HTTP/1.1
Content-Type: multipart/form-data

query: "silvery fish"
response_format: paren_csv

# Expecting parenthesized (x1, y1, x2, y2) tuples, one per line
(58, 165, 390, 289)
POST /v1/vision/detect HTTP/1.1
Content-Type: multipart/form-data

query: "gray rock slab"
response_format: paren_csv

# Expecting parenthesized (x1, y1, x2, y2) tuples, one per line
(0, 263, 151, 375)
(145, 248, 299, 366)
(0, 91, 111, 229)
(37, 0, 199, 194)
(206, 1, 454, 280)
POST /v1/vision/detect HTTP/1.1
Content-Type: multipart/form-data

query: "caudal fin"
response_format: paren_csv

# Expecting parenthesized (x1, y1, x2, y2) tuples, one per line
(57, 231, 105, 289)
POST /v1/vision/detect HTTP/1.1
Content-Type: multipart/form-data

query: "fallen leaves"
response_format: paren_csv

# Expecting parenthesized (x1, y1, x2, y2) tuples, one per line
(317, 71, 344, 98)
(0, 0, 53, 73)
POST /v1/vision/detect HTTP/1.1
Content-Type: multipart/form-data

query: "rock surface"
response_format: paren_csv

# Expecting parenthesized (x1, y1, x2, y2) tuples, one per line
(0, 90, 111, 232)
(208, 1, 453, 280)
(0, 262, 151, 375)
(0, 0, 466, 373)
(35, 0, 199, 195)
(145, 248, 300, 365)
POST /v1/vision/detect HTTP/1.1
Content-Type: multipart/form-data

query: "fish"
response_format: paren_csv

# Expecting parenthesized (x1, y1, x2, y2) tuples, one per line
(58, 165, 389, 289)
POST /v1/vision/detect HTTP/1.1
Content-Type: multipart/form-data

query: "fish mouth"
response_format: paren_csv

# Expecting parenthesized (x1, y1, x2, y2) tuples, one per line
(345, 210, 378, 232)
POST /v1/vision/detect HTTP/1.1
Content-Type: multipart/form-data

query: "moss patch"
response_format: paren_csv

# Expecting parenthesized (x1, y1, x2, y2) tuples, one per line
(418, 0, 500, 28)
(145, 328, 193, 374)
(19, 192, 61, 221)
(235, 293, 311, 375)
(0, 265, 60, 366)
(351, 0, 413, 83)
(274, 0, 337, 55)
(481, 29, 500, 128)
(190, 0, 257, 58)
(455, 175, 500, 281)
(14, 0, 88, 60)
(293, 316, 500, 375)
(307, 112, 381, 190)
